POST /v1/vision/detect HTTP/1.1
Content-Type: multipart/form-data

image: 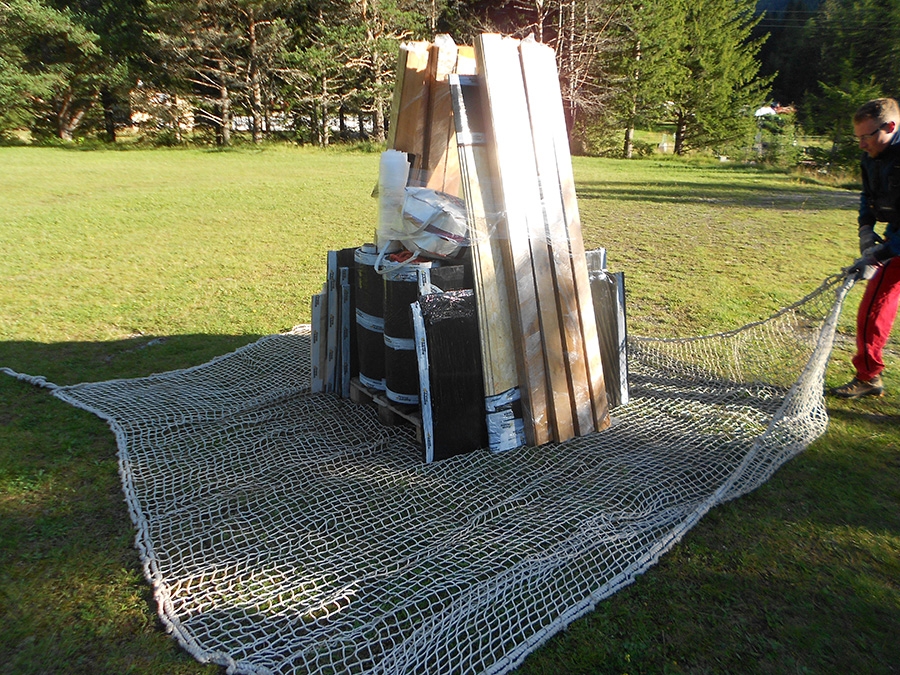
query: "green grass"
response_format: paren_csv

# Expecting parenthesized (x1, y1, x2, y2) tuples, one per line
(1, 146, 898, 674)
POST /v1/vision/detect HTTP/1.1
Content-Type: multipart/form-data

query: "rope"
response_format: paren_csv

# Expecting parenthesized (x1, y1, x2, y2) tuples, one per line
(0, 367, 59, 390)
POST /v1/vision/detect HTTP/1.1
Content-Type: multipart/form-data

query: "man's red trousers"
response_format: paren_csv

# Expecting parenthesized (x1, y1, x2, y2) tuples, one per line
(853, 256, 900, 380)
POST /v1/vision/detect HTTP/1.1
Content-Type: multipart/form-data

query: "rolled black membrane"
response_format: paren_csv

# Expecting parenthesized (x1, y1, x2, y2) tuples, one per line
(419, 289, 488, 460)
(355, 246, 385, 390)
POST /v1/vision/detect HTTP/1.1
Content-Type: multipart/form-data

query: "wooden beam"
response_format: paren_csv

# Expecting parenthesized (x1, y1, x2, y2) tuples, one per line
(449, 75, 519, 399)
(423, 37, 460, 195)
(477, 33, 574, 445)
(520, 38, 611, 432)
(386, 41, 431, 176)
(519, 38, 593, 436)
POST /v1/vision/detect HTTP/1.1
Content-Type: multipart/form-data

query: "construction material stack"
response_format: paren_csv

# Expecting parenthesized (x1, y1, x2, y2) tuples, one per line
(310, 248, 356, 397)
(311, 33, 626, 461)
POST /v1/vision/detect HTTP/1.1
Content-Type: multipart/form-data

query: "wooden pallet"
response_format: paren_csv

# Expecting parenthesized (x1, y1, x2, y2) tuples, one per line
(349, 377, 424, 446)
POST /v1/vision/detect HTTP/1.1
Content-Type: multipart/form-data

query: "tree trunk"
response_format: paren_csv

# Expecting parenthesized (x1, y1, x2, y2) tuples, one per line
(58, 112, 85, 142)
(248, 9, 263, 144)
(623, 122, 634, 159)
(101, 87, 117, 143)
(564, 0, 577, 136)
(674, 114, 687, 155)
(320, 75, 329, 147)
(373, 75, 385, 142)
(56, 90, 72, 141)
(372, 45, 385, 140)
(535, 0, 548, 43)
(308, 105, 318, 145)
(358, 112, 368, 139)
(624, 37, 641, 159)
(56, 88, 87, 141)
(218, 82, 232, 146)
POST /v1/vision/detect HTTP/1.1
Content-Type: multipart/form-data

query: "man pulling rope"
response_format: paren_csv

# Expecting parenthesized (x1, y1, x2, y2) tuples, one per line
(834, 98, 900, 399)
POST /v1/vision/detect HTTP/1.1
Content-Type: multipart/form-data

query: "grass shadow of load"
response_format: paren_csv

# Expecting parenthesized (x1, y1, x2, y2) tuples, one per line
(0, 333, 263, 386)
(0, 333, 263, 675)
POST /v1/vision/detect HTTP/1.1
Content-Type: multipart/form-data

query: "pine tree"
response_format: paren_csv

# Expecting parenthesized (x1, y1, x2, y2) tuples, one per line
(809, 0, 900, 103)
(0, 0, 101, 140)
(755, 0, 819, 106)
(604, 0, 687, 157)
(286, 0, 425, 145)
(147, 0, 293, 145)
(51, 0, 149, 141)
(667, 0, 771, 154)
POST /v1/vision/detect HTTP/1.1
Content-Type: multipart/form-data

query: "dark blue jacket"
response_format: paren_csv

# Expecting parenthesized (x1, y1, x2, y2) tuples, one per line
(859, 129, 900, 259)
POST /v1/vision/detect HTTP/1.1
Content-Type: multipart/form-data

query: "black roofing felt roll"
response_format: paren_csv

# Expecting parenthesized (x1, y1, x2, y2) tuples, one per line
(354, 245, 383, 318)
(383, 261, 429, 404)
(383, 262, 424, 340)
(382, 261, 471, 406)
(355, 245, 385, 391)
(417, 289, 487, 462)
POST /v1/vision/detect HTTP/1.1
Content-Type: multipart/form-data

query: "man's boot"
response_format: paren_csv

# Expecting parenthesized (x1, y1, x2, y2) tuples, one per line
(831, 375, 885, 399)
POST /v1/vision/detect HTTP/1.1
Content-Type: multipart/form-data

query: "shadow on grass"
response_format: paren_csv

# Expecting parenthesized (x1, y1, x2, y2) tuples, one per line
(0, 334, 258, 675)
(576, 179, 857, 210)
(826, 405, 900, 428)
(0, 333, 264, 387)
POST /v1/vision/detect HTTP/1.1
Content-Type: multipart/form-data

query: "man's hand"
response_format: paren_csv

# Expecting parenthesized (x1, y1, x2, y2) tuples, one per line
(843, 253, 880, 281)
(858, 225, 883, 255)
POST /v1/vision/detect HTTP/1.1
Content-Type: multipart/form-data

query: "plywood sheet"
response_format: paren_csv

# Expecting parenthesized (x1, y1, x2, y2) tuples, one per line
(386, 41, 431, 174)
(423, 38, 460, 195)
(477, 33, 571, 445)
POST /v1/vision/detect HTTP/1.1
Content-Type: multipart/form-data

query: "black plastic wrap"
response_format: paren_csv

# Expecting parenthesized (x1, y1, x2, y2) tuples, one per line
(418, 289, 487, 460)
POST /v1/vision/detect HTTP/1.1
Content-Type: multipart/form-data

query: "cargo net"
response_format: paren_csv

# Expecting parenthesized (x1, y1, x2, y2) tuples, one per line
(10, 274, 851, 675)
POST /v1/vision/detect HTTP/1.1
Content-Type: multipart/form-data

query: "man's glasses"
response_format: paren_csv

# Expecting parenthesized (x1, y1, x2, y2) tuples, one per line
(856, 123, 886, 142)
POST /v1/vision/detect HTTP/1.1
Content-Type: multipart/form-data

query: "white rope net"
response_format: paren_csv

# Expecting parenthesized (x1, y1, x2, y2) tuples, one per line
(22, 275, 850, 675)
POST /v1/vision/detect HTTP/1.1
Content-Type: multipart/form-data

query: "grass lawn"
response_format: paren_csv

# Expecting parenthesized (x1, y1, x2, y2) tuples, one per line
(1, 146, 898, 674)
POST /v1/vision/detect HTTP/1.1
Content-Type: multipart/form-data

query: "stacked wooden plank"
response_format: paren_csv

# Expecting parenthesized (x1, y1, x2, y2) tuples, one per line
(473, 34, 611, 445)
(449, 74, 525, 452)
(387, 36, 476, 195)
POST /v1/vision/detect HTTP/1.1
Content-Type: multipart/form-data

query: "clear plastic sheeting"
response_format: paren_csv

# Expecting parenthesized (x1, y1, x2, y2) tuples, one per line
(29, 275, 850, 675)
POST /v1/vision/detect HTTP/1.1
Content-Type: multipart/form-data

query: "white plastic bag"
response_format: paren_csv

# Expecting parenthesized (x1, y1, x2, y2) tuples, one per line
(399, 187, 469, 259)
